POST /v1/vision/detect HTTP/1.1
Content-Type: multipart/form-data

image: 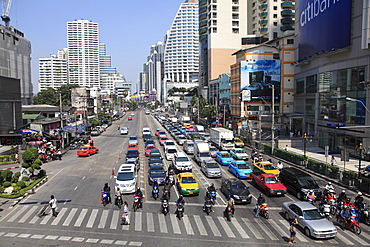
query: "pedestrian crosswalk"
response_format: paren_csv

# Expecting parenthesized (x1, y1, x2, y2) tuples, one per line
(2, 204, 369, 245)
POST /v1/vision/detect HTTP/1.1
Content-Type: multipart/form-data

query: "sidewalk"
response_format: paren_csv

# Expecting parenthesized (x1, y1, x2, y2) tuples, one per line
(287, 146, 370, 173)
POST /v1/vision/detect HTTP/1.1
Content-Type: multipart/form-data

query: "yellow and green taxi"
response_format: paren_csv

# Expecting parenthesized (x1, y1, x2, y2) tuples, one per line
(176, 172, 200, 196)
(234, 138, 245, 148)
(253, 161, 280, 176)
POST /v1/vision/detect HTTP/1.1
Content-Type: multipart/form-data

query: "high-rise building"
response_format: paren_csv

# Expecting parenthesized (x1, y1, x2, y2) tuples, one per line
(67, 19, 100, 88)
(163, 0, 199, 101)
(38, 49, 68, 91)
(99, 43, 116, 75)
(0, 25, 32, 105)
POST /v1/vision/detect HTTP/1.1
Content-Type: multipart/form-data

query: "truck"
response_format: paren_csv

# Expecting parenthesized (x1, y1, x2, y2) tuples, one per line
(250, 172, 287, 196)
(210, 128, 234, 151)
(171, 117, 178, 123)
(194, 141, 212, 165)
(180, 116, 191, 126)
(194, 125, 205, 134)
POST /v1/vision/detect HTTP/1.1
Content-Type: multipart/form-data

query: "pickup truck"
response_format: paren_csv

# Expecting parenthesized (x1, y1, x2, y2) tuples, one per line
(250, 173, 287, 196)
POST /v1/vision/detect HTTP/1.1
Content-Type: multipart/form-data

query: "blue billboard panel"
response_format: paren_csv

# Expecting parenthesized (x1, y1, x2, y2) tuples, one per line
(298, 0, 352, 61)
(240, 60, 281, 101)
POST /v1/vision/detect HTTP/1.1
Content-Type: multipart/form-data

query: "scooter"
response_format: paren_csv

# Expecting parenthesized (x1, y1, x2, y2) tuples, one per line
(337, 215, 361, 235)
(358, 203, 370, 225)
(115, 195, 123, 209)
(102, 192, 109, 207)
(163, 189, 171, 200)
(176, 204, 184, 220)
(203, 198, 213, 215)
(319, 203, 331, 219)
(210, 190, 217, 205)
(161, 199, 169, 216)
(152, 186, 159, 200)
(260, 202, 269, 219)
(169, 175, 175, 186)
(133, 196, 142, 212)
(225, 206, 233, 221)
(329, 199, 337, 215)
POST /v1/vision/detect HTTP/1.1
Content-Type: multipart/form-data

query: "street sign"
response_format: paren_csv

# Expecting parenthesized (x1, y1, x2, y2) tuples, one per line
(0, 135, 23, 145)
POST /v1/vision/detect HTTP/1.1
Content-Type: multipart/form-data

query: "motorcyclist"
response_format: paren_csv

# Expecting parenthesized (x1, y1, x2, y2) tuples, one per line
(326, 190, 336, 205)
(176, 195, 185, 213)
(115, 187, 122, 206)
(337, 190, 348, 206)
(339, 206, 351, 228)
(203, 191, 213, 212)
(255, 193, 266, 217)
(208, 183, 216, 192)
(117, 124, 120, 130)
(277, 160, 283, 170)
(355, 192, 365, 211)
(134, 187, 143, 208)
(325, 182, 334, 192)
(103, 183, 112, 204)
(225, 195, 235, 216)
(163, 177, 172, 198)
(306, 190, 316, 203)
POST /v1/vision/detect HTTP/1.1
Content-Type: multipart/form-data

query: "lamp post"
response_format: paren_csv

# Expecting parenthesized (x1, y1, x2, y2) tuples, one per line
(346, 97, 370, 115)
(358, 143, 363, 179)
(303, 133, 308, 158)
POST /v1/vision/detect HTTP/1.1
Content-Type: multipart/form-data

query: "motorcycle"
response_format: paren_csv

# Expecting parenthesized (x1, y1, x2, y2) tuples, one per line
(163, 189, 170, 200)
(169, 175, 175, 186)
(176, 204, 184, 220)
(152, 186, 159, 200)
(260, 202, 269, 219)
(203, 198, 213, 215)
(329, 199, 337, 215)
(210, 190, 217, 205)
(133, 196, 142, 212)
(358, 203, 370, 225)
(225, 206, 233, 221)
(161, 199, 169, 216)
(319, 203, 331, 219)
(337, 215, 361, 235)
(102, 192, 109, 207)
(115, 195, 123, 209)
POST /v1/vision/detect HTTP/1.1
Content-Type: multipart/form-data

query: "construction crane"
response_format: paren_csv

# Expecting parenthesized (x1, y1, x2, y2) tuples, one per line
(2, 0, 12, 27)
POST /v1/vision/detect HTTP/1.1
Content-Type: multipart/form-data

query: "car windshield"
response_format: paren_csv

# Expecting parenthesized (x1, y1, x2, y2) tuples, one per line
(265, 177, 279, 184)
(303, 209, 323, 220)
(127, 150, 138, 156)
(203, 134, 210, 138)
(117, 172, 134, 181)
(263, 164, 276, 170)
(235, 150, 244, 154)
(181, 177, 196, 183)
(221, 153, 231, 158)
(129, 137, 137, 140)
(200, 153, 211, 157)
(80, 147, 88, 150)
(206, 162, 219, 168)
(126, 160, 136, 164)
(235, 139, 241, 142)
(161, 137, 168, 141)
(146, 146, 155, 150)
(210, 147, 218, 151)
(232, 183, 246, 190)
(187, 143, 194, 147)
(166, 142, 175, 146)
(237, 163, 249, 169)
(177, 157, 189, 162)
(151, 168, 165, 175)
(298, 176, 318, 187)
(128, 144, 137, 148)
(167, 149, 177, 154)
(159, 131, 165, 135)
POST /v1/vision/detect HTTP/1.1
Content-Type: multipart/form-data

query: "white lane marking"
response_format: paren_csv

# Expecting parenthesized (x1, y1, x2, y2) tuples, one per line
(231, 219, 249, 238)
(31, 234, 44, 239)
(241, 218, 264, 239)
(74, 208, 87, 227)
(86, 238, 99, 243)
(339, 227, 368, 245)
(62, 208, 78, 226)
(128, 242, 142, 246)
(115, 240, 128, 245)
(18, 233, 31, 238)
(18, 205, 38, 223)
(101, 239, 114, 244)
(205, 216, 222, 237)
(183, 215, 194, 235)
(278, 219, 308, 242)
(158, 213, 168, 233)
(254, 218, 278, 240)
(122, 213, 130, 230)
(51, 207, 67, 225)
(86, 209, 98, 228)
(335, 230, 355, 245)
(170, 213, 181, 234)
(98, 210, 109, 228)
(193, 215, 207, 236)
(217, 216, 235, 238)
(4, 232, 18, 237)
(7, 205, 29, 222)
(135, 211, 142, 231)
(82, 176, 85, 179)
(63, 200, 68, 205)
(74, 186, 78, 190)
(44, 235, 58, 240)
(72, 237, 84, 242)
(147, 212, 155, 232)
(110, 210, 120, 229)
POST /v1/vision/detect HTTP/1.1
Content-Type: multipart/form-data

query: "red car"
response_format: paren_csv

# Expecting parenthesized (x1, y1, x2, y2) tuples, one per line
(128, 117, 133, 121)
(159, 136, 169, 146)
(250, 173, 287, 196)
(77, 146, 99, 157)
(127, 143, 139, 151)
(145, 144, 156, 157)
(155, 129, 163, 136)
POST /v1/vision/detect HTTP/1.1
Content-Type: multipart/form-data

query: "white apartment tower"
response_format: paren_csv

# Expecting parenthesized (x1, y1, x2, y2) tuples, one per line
(38, 49, 68, 91)
(164, 0, 199, 96)
(67, 19, 100, 88)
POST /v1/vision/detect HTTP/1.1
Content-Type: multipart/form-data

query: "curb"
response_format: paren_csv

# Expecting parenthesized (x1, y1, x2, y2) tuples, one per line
(0, 165, 20, 171)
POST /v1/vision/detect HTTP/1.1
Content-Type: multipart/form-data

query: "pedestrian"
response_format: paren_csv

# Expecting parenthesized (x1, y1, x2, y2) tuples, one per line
(284, 145, 289, 151)
(89, 139, 94, 147)
(15, 152, 20, 163)
(330, 155, 337, 166)
(289, 218, 298, 244)
(121, 201, 130, 225)
(57, 149, 62, 160)
(49, 195, 58, 217)
(277, 160, 283, 170)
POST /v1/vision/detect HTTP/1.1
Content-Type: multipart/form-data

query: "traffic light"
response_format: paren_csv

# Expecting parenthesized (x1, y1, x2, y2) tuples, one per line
(0, 135, 23, 145)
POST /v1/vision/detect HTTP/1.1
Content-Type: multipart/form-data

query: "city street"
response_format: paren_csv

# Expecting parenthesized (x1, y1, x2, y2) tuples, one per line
(0, 110, 370, 246)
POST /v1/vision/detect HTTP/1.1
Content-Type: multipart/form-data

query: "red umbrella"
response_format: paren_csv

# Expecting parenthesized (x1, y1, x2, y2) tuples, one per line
(27, 141, 44, 145)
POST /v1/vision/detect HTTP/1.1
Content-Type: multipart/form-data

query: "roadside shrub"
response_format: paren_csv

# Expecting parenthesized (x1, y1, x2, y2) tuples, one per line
(22, 176, 30, 181)
(34, 158, 42, 165)
(38, 169, 46, 177)
(1, 170, 13, 182)
(3, 181, 11, 187)
(11, 176, 18, 183)
(22, 162, 30, 169)
(14, 172, 21, 178)
(16, 180, 26, 188)
(22, 148, 39, 165)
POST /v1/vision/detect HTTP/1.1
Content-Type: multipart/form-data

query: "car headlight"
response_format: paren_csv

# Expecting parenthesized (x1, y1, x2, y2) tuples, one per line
(302, 188, 309, 193)
(115, 183, 120, 187)
(234, 195, 240, 199)
(129, 182, 136, 187)
(195, 187, 199, 190)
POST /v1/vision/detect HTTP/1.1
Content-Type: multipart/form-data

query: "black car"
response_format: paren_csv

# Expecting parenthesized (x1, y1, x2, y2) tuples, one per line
(148, 165, 166, 185)
(148, 157, 163, 167)
(149, 149, 161, 158)
(126, 150, 139, 160)
(145, 140, 155, 147)
(220, 178, 252, 204)
(279, 167, 322, 200)
(143, 134, 152, 142)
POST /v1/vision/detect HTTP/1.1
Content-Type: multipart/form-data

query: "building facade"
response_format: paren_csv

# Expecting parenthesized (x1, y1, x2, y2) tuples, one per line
(38, 51, 68, 92)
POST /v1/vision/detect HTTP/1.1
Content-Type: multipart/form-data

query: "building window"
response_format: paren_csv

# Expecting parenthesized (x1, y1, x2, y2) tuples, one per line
(287, 39, 294, 44)
(213, 27, 217, 33)
(273, 32, 278, 39)
(306, 75, 317, 94)
(232, 14, 239, 19)
(273, 6, 278, 10)
(212, 5, 217, 11)
(232, 28, 239, 34)
(296, 78, 304, 94)
(232, 6, 239, 12)
(212, 12, 217, 18)
(273, 53, 280, 59)
(212, 0, 217, 2)
(213, 20, 217, 26)
(273, 14, 277, 18)
(273, 22, 277, 26)
(232, 21, 239, 27)
(232, 0, 239, 4)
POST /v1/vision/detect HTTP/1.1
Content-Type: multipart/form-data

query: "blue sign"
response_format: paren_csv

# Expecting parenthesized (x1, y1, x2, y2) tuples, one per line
(298, 0, 352, 61)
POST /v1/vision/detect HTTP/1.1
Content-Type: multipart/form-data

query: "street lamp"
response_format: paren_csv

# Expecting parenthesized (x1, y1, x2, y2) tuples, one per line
(358, 143, 363, 179)
(302, 133, 312, 160)
(346, 97, 370, 115)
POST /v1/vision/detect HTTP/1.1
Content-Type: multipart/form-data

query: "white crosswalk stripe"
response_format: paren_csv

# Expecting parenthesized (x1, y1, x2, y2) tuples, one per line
(51, 207, 67, 225)
(183, 215, 194, 235)
(110, 210, 120, 229)
(231, 218, 249, 239)
(86, 209, 98, 228)
(278, 219, 308, 242)
(339, 228, 366, 245)
(19, 206, 38, 223)
(63, 208, 77, 226)
(158, 213, 167, 233)
(193, 215, 207, 236)
(170, 214, 181, 234)
(98, 210, 109, 228)
(205, 216, 221, 237)
(146, 213, 155, 232)
(256, 218, 278, 240)
(74, 208, 87, 227)
(217, 216, 235, 238)
(335, 230, 355, 245)
(7, 205, 29, 222)
(135, 211, 142, 231)
(241, 218, 264, 239)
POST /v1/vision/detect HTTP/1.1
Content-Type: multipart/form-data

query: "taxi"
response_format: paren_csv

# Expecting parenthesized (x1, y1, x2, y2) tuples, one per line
(176, 173, 200, 196)
(233, 138, 245, 148)
(77, 146, 99, 157)
(253, 161, 280, 175)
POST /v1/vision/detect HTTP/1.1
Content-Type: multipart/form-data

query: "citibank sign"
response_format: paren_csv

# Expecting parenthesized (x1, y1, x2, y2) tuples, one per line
(298, 0, 352, 61)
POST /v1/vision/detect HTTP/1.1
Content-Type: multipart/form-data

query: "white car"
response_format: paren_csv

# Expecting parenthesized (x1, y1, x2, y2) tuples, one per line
(115, 164, 136, 194)
(172, 152, 192, 172)
(164, 140, 176, 150)
(120, 127, 129, 135)
(165, 147, 177, 161)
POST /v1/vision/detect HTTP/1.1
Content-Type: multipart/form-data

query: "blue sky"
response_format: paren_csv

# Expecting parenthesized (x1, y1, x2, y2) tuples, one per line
(9, 0, 185, 94)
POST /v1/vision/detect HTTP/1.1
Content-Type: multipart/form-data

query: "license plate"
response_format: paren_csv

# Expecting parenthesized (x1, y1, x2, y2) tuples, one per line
(277, 192, 281, 195)
(188, 192, 193, 194)
(242, 199, 246, 202)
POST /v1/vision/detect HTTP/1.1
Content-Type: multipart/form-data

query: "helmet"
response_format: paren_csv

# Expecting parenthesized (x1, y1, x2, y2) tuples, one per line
(105, 183, 108, 186)
(346, 198, 351, 202)
(228, 195, 232, 198)
(328, 182, 332, 185)
(329, 190, 334, 193)
(358, 192, 363, 196)
(342, 190, 346, 193)
(310, 190, 313, 193)
(137, 187, 141, 191)
(259, 193, 263, 197)
(179, 195, 183, 199)
(210, 183, 214, 187)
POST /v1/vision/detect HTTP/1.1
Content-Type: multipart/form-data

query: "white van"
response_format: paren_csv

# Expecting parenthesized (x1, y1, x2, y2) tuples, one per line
(142, 127, 151, 136)
(194, 141, 212, 165)
(115, 164, 136, 194)
(183, 140, 195, 154)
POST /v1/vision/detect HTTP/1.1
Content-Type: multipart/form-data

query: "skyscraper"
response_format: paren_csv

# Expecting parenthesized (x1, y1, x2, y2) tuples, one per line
(163, 0, 199, 99)
(67, 19, 100, 88)
(38, 49, 68, 91)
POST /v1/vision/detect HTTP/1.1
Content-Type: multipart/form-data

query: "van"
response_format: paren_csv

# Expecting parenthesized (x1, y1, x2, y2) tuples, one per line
(194, 141, 212, 165)
(115, 164, 136, 194)
(279, 167, 322, 200)
(172, 151, 192, 172)
(183, 140, 195, 154)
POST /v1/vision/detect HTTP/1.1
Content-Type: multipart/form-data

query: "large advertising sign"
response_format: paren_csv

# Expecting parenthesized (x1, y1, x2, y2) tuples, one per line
(240, 60, 281, 101)
(298, 0, 352, 61)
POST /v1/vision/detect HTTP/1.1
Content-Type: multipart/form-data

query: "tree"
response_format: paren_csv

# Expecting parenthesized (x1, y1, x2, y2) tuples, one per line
(33, 84, 79, 106)
(22, 148, 39, 166)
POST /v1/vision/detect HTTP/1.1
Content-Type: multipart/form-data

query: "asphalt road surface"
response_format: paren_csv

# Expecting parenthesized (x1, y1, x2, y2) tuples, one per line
(0, 109, 369, 247)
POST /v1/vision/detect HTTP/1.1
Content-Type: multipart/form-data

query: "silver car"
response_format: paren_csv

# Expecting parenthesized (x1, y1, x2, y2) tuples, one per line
(201, 160, 222, 178)
(282, 201, 337, 239)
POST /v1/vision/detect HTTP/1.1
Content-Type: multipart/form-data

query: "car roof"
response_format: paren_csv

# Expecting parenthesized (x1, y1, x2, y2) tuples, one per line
(178, 172, 194, 177)
(287, 201, 317, 210)
(282, 167, 310, 177)
(233, 148, 244, 151)
(224, 178, 243, 184)
(118, 164, 135, 171)
(150, 165, 164, 170)
(176, 151, 187, 157)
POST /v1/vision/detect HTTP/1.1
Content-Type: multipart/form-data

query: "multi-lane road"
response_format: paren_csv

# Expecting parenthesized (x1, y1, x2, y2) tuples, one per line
(0, 109, 369, 246)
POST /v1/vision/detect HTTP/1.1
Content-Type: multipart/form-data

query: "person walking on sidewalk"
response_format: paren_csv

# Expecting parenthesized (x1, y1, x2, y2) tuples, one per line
(289, 218, 298, 244)
(330, 155, 337, 166)
(49, 195, 58, 217)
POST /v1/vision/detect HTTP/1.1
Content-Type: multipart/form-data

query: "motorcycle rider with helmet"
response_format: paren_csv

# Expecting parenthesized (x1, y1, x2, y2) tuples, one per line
(176, 195, 185, 213)
(325, 182, 334, 193)
(225, 195, 235, 216)
(337, 190, 348, 206)
(103, 183, 112, 204)
(306, 190, 316, 203)
(339, 206, 351, 228)
(208, 183, 216, 192)
(255, 193, 266, 217)
(203, 191, 214, 212)
(355, 192, 365, 211)
(134, 187, 144, 209)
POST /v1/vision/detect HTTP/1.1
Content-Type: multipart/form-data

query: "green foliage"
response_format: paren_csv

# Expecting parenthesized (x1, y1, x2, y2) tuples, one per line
(0, 176, 3, 185)
(1, 169, 13, 182)
(28, 167, 34, 176)
(0, 176, 45, 199)
(11, 176, 18, 183)
(33, 84, 79, 106)
(21, 162, 30, 169)
(3, 181, 11, 187)
(38, 169, 46, 177)
(89, 119, 101, 127)
(22, 148, 39, 165)
(15, 172, 21, 178)
(22, 176, 30, 181)
(16, 180, 26, 188)
(31, 163, 41, 170)
(34, 158, 42, 165)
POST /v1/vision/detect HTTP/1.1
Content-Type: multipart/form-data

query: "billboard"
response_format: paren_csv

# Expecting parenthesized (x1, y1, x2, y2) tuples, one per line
(240, 60, 281, 101)
(298, 0, 352, 61)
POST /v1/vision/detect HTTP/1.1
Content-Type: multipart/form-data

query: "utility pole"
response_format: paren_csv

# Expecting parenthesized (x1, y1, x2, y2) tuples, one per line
(197, 97, 200, 125)
(223, 104, 226, 127)
(271, 84, 275, 155)
(59, 92, 64, 149)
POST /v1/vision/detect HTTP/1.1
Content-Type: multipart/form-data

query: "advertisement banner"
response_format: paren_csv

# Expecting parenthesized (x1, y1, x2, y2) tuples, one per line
(240, 60, 280, 101)
(298, 0, 352, 61)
